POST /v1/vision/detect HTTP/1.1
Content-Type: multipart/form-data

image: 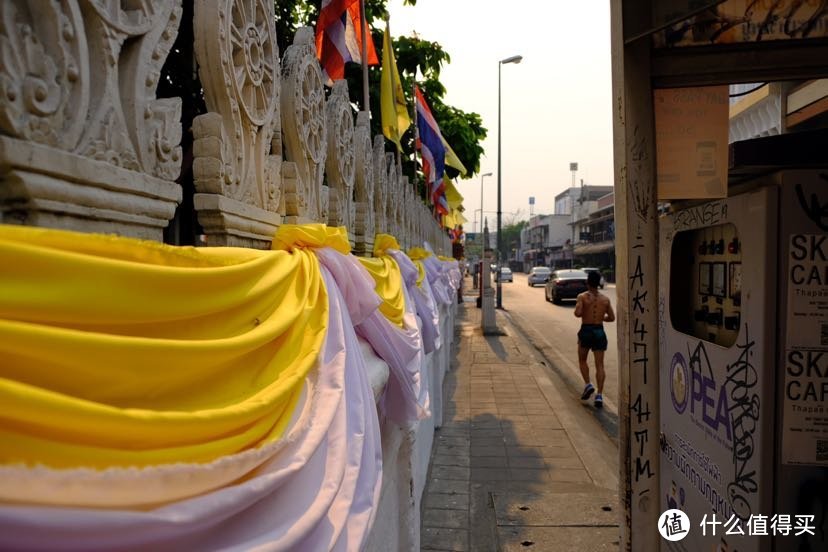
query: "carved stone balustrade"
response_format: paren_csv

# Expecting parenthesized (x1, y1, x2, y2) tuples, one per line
(281, 27, 327, 225)
(372, 136, 387, 238)
(0, 0, 183, 240)
(353, 112, 374, 256)
(324, 80, 355, 245)
(192, 0, 283, 248)
(384, 153, 398, 238)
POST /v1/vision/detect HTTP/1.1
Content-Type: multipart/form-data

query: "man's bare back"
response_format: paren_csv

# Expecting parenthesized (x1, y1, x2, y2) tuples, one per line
(574, 290, 615, 324)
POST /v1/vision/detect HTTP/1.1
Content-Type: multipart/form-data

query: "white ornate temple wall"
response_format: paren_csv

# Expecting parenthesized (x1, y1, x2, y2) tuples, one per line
(0, 0, 451, 254)
(0, 2, 455, 549)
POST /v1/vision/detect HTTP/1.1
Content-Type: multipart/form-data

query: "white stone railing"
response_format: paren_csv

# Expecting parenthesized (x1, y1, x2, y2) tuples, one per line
(0, 2, 456, 549)
(0, 0, 451, 255)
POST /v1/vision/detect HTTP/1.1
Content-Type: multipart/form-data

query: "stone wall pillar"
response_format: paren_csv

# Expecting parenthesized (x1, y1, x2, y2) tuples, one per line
(0, 1, 184, 240)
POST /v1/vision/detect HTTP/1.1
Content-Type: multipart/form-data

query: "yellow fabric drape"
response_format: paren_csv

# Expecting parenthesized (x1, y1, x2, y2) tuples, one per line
(0, 225, 328, 469)
(372, 233, 401, 257)
(272, 224, 351, 254)
(407, 247, 431, 261)
(358, 234, 405, 327)
(414, 260, 427, 288)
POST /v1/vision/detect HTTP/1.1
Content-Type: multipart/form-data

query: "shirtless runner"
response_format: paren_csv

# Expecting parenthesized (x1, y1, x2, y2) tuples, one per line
(574, 271, 615, 407)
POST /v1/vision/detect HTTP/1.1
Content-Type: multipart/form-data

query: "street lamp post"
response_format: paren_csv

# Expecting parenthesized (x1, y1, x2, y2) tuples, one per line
(497, 54, 522, 309)
(479, 172, 492, 261)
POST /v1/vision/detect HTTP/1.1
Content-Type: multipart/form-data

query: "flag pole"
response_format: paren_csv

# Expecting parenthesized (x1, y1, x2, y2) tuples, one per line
(359, 0, 370, 112)
(412, 80, 422, 206)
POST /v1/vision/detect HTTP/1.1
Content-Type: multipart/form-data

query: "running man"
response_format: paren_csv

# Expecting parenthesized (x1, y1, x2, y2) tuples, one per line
(574, 271, 615, 407)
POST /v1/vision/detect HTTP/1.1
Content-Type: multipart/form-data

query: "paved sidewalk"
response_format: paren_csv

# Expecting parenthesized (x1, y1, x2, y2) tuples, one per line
(420, 279, 620, 551)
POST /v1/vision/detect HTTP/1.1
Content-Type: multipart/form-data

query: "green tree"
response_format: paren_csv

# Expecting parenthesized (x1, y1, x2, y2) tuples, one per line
(498, 220, 527, 264)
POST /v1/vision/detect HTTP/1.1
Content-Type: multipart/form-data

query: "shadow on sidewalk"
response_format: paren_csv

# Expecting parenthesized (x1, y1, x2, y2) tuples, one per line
(422, 310, 620, 551)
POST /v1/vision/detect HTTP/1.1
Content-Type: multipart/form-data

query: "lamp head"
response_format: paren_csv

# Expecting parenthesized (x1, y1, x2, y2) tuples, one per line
(482, 172, 493, 177)
(500, 55, 523, 65)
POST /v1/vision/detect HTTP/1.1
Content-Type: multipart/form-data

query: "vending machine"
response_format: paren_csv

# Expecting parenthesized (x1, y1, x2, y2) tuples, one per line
(658, 170, 828, 552)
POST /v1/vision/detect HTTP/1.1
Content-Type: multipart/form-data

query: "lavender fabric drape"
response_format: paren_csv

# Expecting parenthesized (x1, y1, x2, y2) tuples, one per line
(319, 246, 430, 425)
(389, 249, 441, 354)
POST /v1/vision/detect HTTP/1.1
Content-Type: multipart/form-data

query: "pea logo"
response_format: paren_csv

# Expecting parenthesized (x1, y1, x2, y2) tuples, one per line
(670, 353, 688, 414)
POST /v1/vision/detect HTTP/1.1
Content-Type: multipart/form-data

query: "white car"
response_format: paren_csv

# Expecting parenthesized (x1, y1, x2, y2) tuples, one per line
(498, 267, 513, 282)
(527, 266, 551, 287)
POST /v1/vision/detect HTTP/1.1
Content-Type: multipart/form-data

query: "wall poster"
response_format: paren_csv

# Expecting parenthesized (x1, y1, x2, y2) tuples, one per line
(655, 86, 729, 200)
(782, 233, 828, 466)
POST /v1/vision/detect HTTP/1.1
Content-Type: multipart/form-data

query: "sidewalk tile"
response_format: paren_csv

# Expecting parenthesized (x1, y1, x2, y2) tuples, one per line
(436, 436, 471, 447)
(433, 454, 471, 468)
(471, 456, 509, 469)
(431, 466, 470, 481)
(470, 437, 506, 447)
(422, 508, 469, 530)
(509, 468, 550, 481)
(424, 493, 470, 510)
(470, 445, 507, 457)
(421, 527, 469, 551)
(427, 478, 469, 495)
(547, 467, 592, 483)
(471, 467, 511, 481)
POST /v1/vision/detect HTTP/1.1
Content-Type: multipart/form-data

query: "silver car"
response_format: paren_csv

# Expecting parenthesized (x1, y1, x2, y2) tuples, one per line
(499, 267, 513, 282)
(527, 266, 551, 287)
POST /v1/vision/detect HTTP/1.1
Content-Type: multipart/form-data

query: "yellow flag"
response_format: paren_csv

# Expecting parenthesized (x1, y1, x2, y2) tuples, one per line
(442, 137, 467, 176)
(444, 178, 464, 209)
(381, 22, 410, 151)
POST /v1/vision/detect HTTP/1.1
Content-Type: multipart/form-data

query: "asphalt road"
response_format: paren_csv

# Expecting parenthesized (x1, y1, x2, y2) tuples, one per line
(498, 272, 620, 429)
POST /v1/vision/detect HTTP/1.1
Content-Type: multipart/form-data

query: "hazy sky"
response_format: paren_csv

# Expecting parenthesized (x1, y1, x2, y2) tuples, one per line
(387, 0, 614, 230)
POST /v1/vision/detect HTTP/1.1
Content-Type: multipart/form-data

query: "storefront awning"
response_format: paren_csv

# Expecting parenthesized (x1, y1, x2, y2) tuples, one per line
(573, 241, 615, 256)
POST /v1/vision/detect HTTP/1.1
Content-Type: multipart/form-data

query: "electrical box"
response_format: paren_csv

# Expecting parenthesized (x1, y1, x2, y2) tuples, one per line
(659, 171, 828, 552)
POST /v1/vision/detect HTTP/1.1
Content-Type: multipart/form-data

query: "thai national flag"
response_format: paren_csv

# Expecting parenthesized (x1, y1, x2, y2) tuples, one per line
(414, 85, 446, 210)
(315, 0, 378, 85)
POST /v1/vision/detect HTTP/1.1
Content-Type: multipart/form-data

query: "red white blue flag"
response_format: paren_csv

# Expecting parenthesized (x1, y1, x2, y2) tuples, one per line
(315, 0, 379, 85)
(414, 85, 447, 213)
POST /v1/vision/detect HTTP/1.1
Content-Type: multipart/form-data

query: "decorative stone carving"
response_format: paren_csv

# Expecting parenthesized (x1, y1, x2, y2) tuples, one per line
(353, 112, 374, 256)
(324, 80, 355, 243)
(385, 153, 398, 238)
(281, 27, 326, 224)
(0, 0, 183, 240)
(400, 175, 410, 249)
(372, 135, 387, 236)
(192, 0, 282, 248)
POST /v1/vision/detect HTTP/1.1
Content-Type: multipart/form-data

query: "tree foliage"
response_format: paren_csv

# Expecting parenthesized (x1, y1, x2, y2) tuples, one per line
(498, 220, 527, 263)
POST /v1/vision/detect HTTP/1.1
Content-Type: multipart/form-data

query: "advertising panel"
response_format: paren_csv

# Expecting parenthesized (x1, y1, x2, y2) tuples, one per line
(659, 188, 776, 552)
(779, 173, 828, 467)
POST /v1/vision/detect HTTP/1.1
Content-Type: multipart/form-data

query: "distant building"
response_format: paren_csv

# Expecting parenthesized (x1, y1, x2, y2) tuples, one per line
(571, 191, 615, 280)
(519, 214, 572, 272)
(554, 185, 613, 216)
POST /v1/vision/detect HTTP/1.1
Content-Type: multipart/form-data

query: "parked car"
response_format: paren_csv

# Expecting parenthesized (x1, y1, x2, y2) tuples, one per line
(499, 267, 513, 282)
(527, 266, 551, 287)
(581, 267, 606, 289)
(545, 269, 589, 304)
